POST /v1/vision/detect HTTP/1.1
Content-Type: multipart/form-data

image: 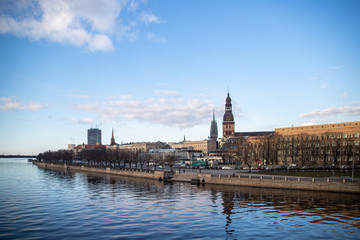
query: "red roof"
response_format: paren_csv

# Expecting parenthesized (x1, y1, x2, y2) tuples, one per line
(74, 143, 106, 150)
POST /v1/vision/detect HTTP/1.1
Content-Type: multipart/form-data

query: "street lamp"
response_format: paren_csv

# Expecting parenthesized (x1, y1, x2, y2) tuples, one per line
(352, 151, 355, 181)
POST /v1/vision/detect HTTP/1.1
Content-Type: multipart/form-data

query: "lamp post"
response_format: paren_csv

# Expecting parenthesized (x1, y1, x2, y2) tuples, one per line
(352, 151, 355, 181)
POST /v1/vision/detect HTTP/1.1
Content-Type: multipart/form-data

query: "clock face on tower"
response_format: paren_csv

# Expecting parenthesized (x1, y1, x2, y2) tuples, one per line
(226, 117, 230, 121)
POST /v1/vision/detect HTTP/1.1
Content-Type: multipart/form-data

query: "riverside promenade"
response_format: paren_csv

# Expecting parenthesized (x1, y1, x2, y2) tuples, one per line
(34, 162, 360, 194)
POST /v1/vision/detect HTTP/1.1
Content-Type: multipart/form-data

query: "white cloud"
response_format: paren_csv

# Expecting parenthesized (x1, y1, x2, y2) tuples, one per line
(139, 11, 160, 24)
(299, 105, 360, 118)
(320, 82, 329, 89)
(88, 34, 114, 52)
(127, 0, 139, 12)
(0, 97, 48, 112)
(0, 0, 161, 51)
(332, 64, 344, 70)
(119, 94, 132, 100)
(68, 117, 93, 124)
(348, 101, 360, 106)
(147, 32, 167, 43)
(74, 94, 214, 129)
(308, 72, 321, 81)
(340, 92, 347, 99)
(301, 122, 317, 126)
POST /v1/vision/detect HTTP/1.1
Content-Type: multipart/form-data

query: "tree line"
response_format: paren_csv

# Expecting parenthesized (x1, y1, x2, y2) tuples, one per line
(223, 132, 360, 168)
(37, 148, 179, 171)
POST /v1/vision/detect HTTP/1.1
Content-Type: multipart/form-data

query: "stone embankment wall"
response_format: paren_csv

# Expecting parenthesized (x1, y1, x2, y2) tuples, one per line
(34, 162, 360, 193)
(34, 162, 168, 180)
(172, 173, 360, 193)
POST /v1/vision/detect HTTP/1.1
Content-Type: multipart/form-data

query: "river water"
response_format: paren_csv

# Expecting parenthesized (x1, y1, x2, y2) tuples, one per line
(0, 158, 359, 239)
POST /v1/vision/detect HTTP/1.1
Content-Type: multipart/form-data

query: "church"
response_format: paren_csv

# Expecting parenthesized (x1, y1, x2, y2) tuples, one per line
(222, 92, 274, 139)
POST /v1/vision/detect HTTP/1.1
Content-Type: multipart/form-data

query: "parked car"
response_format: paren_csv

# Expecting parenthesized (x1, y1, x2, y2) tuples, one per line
(222, 166, 235, 170)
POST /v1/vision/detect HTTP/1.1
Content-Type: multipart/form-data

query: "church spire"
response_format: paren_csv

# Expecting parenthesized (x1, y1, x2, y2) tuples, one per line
(110, 128, 116, 146)
(210, 109, 218, 140)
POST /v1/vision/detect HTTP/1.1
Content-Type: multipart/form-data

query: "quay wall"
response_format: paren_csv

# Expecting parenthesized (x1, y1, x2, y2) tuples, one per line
(34, 162, 360, 193)
(184, 173, 360, 193)
(34, 162, 167, 180)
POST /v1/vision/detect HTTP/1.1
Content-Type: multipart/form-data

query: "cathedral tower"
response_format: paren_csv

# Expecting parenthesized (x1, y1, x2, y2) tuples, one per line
(222, 92, 235, 138)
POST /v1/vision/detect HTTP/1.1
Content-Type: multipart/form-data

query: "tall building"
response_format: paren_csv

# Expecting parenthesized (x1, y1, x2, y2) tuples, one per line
(88, 128, 101, 145)
(210, 110, 218, 140)
(222, 92, 235, 138)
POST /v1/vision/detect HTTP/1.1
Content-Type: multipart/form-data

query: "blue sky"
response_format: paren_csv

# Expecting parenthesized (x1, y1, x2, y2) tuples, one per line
(0, 0, 359, 155)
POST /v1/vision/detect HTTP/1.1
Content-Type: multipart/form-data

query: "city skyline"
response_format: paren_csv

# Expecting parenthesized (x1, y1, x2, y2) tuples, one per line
(0, 0, 359, 155)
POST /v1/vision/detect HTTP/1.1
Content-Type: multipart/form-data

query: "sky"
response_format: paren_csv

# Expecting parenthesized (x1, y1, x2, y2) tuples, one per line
(0, 0, 359, 155)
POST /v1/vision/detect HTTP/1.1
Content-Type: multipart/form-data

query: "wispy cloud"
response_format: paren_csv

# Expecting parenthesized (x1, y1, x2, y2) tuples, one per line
(299, 105, 360, 118)
(147, 32, 167, 43)
(320, 82, 329, 89)
(332, 64, 344, 70)
(348, 101, 360, 106)
(0, 97, 48, 112)
(139, 11, 160, 24)
(0, 0, 161, 52)
(301, 122, 317, 126)
(308, 72, 321, 81)
(68, 117, 93, 124)
(74, 92, 214, 129)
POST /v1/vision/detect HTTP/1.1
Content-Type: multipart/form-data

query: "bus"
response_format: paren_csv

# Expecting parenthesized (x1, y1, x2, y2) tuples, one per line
(191, 161, 208, 167)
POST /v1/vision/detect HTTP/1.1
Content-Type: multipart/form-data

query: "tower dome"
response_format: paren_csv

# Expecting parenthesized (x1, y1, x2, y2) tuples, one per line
(223, 92, 234, 122)
(226, 93, 231, 103)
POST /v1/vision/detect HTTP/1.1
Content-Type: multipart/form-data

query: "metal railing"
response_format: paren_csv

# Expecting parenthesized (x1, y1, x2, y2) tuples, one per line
(210, 173, 360, 184)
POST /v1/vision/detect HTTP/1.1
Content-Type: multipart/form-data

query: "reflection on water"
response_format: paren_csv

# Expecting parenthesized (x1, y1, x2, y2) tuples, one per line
(0, 159, 359, 240)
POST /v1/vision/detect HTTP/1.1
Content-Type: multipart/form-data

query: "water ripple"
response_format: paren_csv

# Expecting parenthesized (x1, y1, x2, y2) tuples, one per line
(0, 159, 359, 239)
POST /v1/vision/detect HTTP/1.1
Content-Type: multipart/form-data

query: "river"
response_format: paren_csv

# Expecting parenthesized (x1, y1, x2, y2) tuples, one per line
(0, 158, 359, 239)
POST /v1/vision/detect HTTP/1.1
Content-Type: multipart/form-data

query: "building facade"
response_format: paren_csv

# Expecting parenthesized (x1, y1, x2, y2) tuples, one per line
(220, 121, 360, 167)
(108, 141, 169, 153)
(275, 121, 360, 137)
(184, 140, 217, 156)
(273, 121, 360, 166)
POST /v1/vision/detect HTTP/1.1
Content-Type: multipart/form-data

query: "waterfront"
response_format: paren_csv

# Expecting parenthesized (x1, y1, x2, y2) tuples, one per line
(1, 158, 360, 239)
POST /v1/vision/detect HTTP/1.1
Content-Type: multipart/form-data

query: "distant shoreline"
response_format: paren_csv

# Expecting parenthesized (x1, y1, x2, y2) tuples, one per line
(0, 155, 37, 158)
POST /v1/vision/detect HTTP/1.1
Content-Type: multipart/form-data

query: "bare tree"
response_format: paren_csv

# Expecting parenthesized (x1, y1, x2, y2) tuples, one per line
(165, 152, 177, 171)
(232, 137, 246, 168)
